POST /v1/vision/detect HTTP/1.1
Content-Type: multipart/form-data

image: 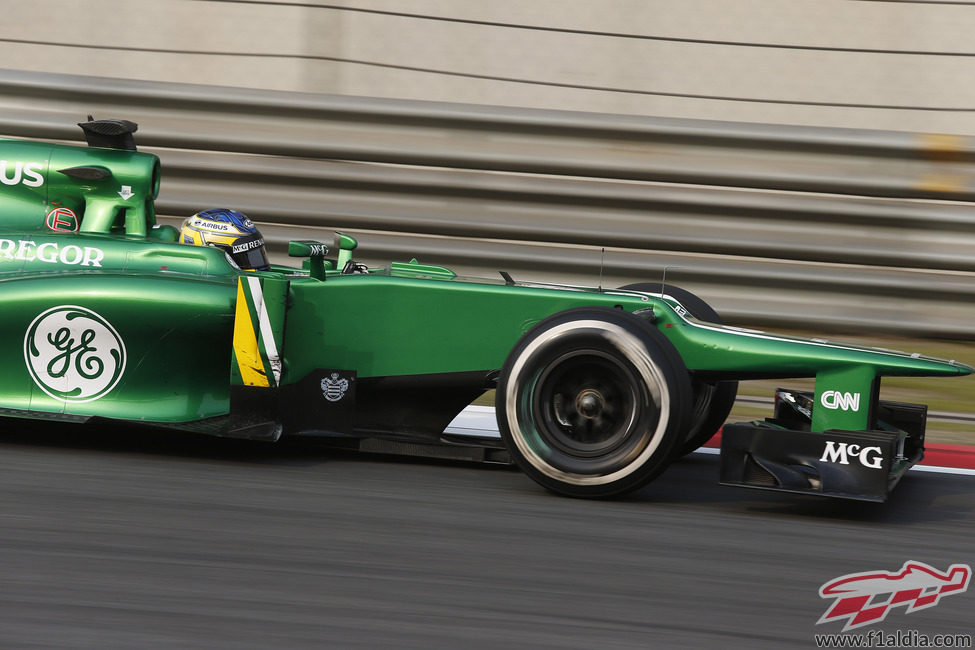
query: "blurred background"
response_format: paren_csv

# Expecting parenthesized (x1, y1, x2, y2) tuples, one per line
(5, 0, 975, 131)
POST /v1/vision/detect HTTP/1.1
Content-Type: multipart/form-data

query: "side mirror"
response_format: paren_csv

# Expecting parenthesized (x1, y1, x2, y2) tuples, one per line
(288, 240, 330, 280)
(335, 232, 358, 271)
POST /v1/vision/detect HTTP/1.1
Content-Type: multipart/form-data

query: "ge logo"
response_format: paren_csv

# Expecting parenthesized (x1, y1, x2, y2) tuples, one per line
(24, 306, 126, 403)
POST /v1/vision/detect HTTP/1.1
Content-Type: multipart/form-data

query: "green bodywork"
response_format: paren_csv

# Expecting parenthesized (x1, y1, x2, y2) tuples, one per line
(0, 132, 970, 437)
(0, 138, 159, 235)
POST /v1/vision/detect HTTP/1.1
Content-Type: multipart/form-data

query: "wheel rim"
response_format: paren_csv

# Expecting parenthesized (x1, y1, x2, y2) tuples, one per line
(533, 350, 640, 458)
(504, 320, 674, 482)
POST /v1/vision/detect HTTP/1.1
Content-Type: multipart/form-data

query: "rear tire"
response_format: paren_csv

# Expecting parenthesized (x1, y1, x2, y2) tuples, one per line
(618, 283, 738, 457)
(496, 307, 691, 498)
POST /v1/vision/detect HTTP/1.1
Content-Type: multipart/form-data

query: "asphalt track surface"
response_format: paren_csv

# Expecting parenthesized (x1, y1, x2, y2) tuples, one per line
(0, 422, 973, 649)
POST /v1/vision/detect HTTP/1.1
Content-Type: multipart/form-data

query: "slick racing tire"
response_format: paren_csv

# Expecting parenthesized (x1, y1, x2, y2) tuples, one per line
(496, 307, 692, 498)
(618, 283, 738, 458)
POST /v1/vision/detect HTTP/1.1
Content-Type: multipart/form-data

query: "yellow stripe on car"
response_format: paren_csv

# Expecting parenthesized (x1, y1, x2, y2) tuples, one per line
(233, 278, 269, 387)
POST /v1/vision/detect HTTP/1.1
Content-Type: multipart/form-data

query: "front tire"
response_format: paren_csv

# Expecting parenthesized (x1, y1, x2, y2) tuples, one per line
(496, 307, 691, 498)
(618, 283, 738, 457)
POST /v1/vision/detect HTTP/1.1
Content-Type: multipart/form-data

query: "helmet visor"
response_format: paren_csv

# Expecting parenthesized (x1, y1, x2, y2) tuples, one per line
(229, 233, 270, 270)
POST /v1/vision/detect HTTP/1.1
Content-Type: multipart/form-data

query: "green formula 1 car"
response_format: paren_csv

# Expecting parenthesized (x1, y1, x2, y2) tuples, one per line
(0, 119, 970, 501)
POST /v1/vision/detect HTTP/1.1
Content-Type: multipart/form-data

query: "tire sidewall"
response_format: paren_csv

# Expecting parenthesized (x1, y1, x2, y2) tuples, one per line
(497, 307, 691, 497)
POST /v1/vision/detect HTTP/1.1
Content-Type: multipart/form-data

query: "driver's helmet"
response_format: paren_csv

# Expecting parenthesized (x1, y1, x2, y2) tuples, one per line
(180, 208, 270, 271)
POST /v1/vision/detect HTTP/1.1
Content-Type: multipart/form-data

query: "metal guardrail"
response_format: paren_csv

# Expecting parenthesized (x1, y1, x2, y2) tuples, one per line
(1, 68, 974, 337)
